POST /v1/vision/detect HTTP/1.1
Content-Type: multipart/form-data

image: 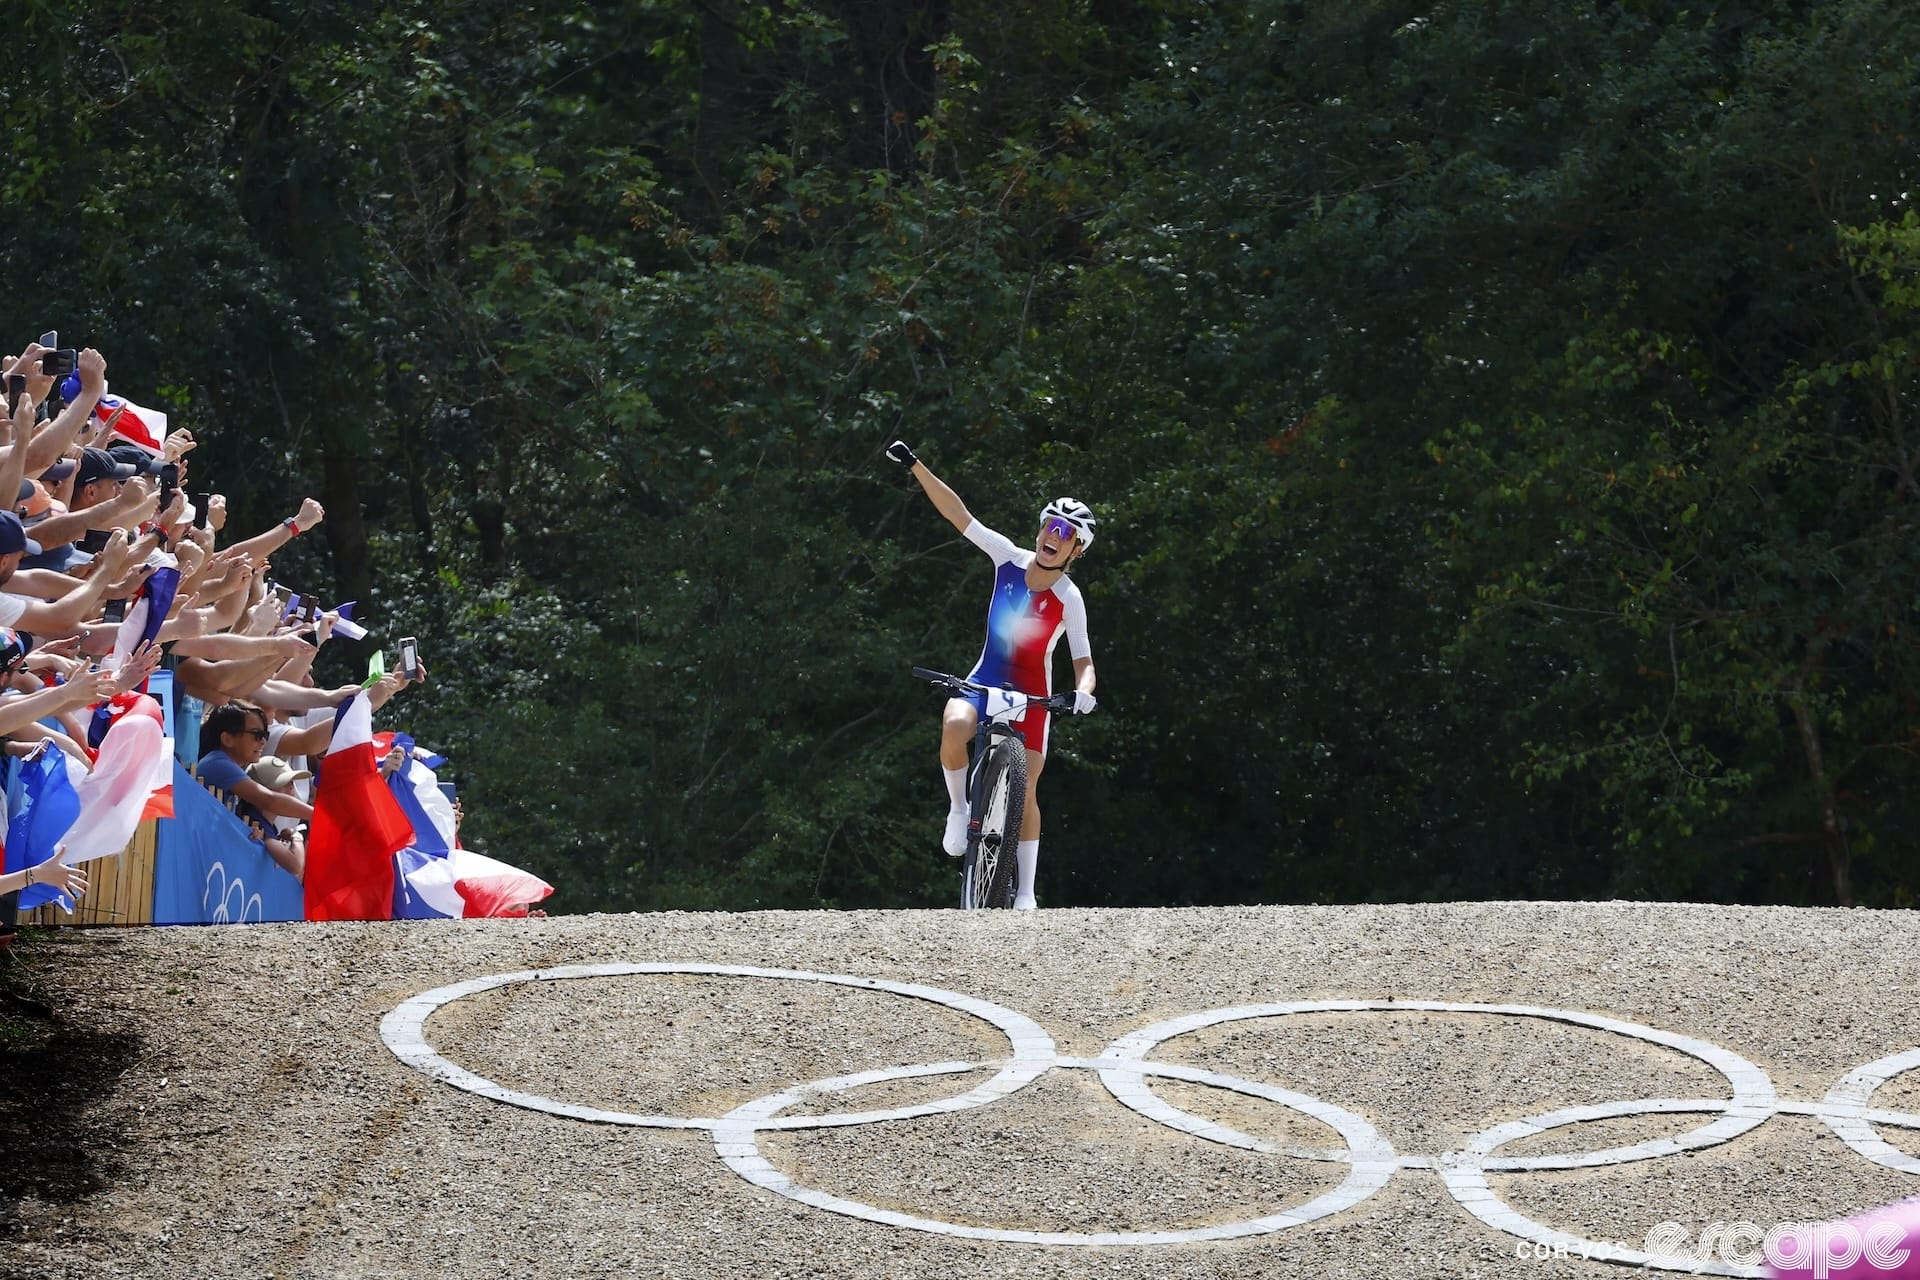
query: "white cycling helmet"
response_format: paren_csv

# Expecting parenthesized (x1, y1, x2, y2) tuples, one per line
(1040, 497, 1097, 550)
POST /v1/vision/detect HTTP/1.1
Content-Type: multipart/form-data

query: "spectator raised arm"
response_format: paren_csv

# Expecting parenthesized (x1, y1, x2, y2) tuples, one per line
(368, 662, 426, 712)
(24, 474, 161, 548)
(0, 667, 116, 739)
(252, 678, 357, 712)
(0, 529, 132, 635)
(221, 497, 324, 563)
(173, 632, 309, 705)
(0, 384, 35, 521)
(19, 347, 108, 474)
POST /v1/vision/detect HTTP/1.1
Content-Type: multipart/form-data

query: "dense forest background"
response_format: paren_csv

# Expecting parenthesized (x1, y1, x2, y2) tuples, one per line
(3, 0, 1918, 911)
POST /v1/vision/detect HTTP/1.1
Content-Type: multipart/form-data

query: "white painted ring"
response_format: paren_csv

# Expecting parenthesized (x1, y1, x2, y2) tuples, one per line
(378, 962, 1055, 1130)
(1817, 1048, 1920, 1175)
(712, 1053, 1394, 1245)
(1095, 1000, 1777, 1170)
(1441, 1099, 1770, 1278)
(383, 971, 1919, 1265)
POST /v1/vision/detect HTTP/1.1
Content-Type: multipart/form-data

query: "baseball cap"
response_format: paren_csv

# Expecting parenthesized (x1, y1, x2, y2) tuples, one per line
(0, 511, 43, 557)
(248, 755, 313, 790)
(39, 458, 77, 483)
(16, 480, 61, 521)
(106, 444, 165, 477)
(0, 626, 30, 671)
(77, 447, 137, 488)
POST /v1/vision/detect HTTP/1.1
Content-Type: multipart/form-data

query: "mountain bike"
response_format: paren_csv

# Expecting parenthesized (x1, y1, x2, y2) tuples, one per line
(912, 667, 1074, 909)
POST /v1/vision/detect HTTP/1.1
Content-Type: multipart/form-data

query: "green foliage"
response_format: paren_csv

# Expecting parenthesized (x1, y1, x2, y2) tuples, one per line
(5, 0, 1920, 910)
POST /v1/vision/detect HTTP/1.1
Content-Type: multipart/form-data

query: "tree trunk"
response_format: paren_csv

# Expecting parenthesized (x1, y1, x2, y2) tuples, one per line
(1786, 686, 1853, 907)
(401, 416, 436, 569)
(839, 0, 951, 175)
(321, 441, 374, 643)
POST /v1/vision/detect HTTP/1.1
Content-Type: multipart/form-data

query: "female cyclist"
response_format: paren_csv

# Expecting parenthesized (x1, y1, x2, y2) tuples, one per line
(886, 439, 1097, 909)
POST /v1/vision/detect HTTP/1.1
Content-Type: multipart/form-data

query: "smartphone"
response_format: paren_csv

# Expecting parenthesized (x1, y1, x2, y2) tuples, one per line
(299, 597, 319, 624)
(192, 492, 212, 530)
(77, 529, 110, 555)
(279, 590, 300, 620)
(5, 373, 22, 416)
(437, 782, 457, 804)
(103, 598, 127, 625)
(158, 462, 179, 510)
(399, 636, 419, 681)
(39, 349, 78, 378)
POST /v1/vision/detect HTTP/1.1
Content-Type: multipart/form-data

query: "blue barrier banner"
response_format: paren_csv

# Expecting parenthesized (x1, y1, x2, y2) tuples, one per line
(146, 669, 175, 742)
(152, 761, 304, 925)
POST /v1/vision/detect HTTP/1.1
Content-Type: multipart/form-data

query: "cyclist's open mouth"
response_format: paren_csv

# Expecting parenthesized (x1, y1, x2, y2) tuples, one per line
(1038, 516, 1074, 562)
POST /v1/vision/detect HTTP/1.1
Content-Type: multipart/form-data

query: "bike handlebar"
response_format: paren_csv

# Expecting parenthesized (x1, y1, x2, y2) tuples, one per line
(912, 667, 1075, 714)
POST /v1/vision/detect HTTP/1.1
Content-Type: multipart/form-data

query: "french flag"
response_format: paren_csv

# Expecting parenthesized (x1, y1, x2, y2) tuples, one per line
(393, 846, 554, 920)
(303, 693, 413, 922)
(380, 736, 456, 856)
(90, 555, 181, 749)
(93, 394, 169, 454)
(386, 748, 551, 919)
(7, 750, 81, 913)
(9, 712, 173, 912)
(66, 710, 173, 861)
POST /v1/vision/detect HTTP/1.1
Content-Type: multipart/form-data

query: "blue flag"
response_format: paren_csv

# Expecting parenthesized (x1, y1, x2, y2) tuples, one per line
(7, 749, 82, 912)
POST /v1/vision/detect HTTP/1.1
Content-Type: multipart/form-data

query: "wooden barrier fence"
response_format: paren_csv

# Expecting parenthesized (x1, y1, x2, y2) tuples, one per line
(22, 820, 160, 928)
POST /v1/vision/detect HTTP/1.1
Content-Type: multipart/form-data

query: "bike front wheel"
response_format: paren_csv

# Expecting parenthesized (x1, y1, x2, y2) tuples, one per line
(961, 736, 1027, 909)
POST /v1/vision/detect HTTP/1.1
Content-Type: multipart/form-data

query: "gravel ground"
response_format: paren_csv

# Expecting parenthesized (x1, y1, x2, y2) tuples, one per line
(2, 901, 1917, 1280)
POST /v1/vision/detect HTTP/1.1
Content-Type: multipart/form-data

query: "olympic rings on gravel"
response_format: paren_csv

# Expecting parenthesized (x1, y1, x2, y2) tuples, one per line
(379, 963, 1056, 1129)
(1097, 1000, 1777, 1170)
(381, 966, 1920, 1268)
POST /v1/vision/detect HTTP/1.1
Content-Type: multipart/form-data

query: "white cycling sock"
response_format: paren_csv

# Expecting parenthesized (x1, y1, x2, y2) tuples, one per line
(944, 766, 967, 812)
(1015, 839, 1039, 904)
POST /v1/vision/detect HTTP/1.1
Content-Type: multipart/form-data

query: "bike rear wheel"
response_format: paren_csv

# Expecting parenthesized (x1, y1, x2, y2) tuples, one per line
(961, 736, 1026, 909)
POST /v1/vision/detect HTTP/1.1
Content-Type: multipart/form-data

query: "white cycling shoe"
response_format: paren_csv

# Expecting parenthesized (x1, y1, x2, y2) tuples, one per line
(942, 809, 969, 857)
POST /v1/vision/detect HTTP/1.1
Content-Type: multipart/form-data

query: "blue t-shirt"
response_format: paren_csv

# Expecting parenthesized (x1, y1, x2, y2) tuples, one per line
(195, 748, 272, 834)
(175, 692, 205, 766)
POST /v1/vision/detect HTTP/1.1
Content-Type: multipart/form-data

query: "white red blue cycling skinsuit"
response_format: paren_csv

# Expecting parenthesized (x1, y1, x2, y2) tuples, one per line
(958, 519, 1091, 754)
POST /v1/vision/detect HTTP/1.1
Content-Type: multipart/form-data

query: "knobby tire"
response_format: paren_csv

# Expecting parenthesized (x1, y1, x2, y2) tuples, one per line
(962, 736, 1026, 909)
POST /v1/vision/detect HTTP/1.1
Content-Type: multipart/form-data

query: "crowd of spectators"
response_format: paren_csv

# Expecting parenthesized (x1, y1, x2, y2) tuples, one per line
(0, 334, 426, 937)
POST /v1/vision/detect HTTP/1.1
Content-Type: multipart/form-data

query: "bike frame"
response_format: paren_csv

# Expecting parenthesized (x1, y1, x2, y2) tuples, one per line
(912, 668, 1072, 908)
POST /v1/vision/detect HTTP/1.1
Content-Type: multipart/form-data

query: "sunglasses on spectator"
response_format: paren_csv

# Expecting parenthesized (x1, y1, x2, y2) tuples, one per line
(239, 728, 268, 741)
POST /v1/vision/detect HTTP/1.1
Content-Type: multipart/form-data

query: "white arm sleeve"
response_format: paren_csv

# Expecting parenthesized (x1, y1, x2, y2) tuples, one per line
(962, 520, 1022, 567)
(1062, 581, 1092, 661)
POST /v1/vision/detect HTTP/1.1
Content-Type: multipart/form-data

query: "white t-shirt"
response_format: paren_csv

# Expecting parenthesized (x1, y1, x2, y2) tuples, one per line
(266, 711, 329, 807)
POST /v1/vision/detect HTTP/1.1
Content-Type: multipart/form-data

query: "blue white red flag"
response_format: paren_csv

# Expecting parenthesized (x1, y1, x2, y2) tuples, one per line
(393, 846, 552, 919)
(384, 749, 552, 918)
(7, 749, 81, 913)
(67, 711, 172, 863)
(94, 394, 169, 454)
(303, 692, 410, 921)
(385, 746, 455, 856)
(90, 558, 181, 748)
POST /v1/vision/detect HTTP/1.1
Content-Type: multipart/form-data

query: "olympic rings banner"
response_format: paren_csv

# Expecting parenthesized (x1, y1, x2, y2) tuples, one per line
(153, 760, 303, 925)
(382, 964, 1920, 1276)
